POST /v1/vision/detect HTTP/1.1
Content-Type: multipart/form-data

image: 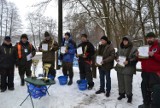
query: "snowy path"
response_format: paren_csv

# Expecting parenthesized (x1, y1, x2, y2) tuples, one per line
(0, 60, 142, 108)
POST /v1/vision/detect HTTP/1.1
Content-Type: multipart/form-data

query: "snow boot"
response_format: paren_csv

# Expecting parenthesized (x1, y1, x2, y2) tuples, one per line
(106, 91, 110, 97)
(127, 95, 132, 103)
(117, 93, 125, 100)
(68, 80, 73, 85)
(95, 89, 105, 94)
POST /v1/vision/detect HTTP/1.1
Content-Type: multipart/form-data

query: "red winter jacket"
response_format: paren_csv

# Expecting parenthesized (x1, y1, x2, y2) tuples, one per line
(139, 40, 160, 75)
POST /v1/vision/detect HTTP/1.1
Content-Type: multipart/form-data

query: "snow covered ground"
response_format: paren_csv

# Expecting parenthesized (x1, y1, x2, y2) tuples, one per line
(0, 60, 142, 108)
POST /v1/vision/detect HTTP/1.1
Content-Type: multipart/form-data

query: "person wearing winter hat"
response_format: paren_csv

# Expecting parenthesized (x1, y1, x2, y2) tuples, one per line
(115, 35, 138, 103)
(15, 34, 36, 86)
(0, 36, 16, 92)
(60, 32, 76, 85)
(95, 36, 115, 97)
(77, 34, 95, 90)
(138, 32, 160, 108)
(39, 31, 59, 80)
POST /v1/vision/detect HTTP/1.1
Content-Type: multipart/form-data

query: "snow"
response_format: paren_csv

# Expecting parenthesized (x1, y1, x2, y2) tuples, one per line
(0, 60, 143, 108)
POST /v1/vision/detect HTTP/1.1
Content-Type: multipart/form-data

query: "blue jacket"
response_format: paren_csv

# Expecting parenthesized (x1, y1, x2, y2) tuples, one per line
(61, 38, 76, 63)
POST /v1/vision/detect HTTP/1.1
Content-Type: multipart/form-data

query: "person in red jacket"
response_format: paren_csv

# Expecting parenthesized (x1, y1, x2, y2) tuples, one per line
(138, 32, 160, 108)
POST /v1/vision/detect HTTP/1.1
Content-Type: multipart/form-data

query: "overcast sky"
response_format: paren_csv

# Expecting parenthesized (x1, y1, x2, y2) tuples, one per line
(7, 0, 59, 32)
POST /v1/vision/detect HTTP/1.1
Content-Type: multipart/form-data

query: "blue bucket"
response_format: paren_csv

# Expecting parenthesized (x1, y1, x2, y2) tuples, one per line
(58, 76, 68, 85)
(28, 84, 47, 99)
(78, 80, 88, 91)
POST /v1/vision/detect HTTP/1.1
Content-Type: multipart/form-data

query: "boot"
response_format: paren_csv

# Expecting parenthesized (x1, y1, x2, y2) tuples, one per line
(117, 93, 125, 100)
(21, 79, 25, 86)
(1, 88, 6, 92)
(95, 89, 105, 94)
(8, 87, 14, 91)
(88, 82, 94, 90)
(127, 95, 132, 103)
(68, 80, 73, 85)
(106, 91, 110, 97)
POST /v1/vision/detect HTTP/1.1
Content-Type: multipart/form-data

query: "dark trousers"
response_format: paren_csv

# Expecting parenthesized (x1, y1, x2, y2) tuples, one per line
(62, 62, 73, 80)
(117, 73, 133, 96)
(1, 68, 14, 90)
(99, 67, 111, 92)
(79, 61, 94, 86)
(141, 72, 160, 107)
(18, 63, 32, 83)
(43, 62, 56, 78)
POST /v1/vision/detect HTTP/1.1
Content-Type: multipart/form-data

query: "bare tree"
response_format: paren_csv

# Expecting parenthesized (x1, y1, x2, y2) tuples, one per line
(27, 13, 57, 48)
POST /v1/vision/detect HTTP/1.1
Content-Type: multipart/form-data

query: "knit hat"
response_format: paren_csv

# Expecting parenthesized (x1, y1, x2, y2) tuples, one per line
(44, 31, 50, 37)
(145, 32, 156, 38)
(21, 34, 28, 40)
(100, 36, 108, 42)
(65, 32, 71, 37)
(81, 34, 88, 38)
(4, 36, 11, 41)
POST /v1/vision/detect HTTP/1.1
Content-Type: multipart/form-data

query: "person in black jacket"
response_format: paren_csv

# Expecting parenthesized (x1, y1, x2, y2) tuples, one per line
(77, 34, 95, 90)
(15, 34, 36, 86)
(0, 36, 16, 92)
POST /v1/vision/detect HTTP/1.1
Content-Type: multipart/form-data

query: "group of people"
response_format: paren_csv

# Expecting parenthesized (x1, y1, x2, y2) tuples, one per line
(0, 34, 36, 92)
(0, 31, 160, 108)
(54, 32, 160, 108)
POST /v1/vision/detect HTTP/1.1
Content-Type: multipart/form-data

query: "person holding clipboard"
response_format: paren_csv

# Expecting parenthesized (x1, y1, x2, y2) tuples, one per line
(39, 31, 59, 80)
(77, 34, 95, 90)
(60, 32, 76, 85)
(138, 32, 160, 108)
(115, 36, 138, 103)
(95, 36, 115, 97)
(15, 34, 36, 86)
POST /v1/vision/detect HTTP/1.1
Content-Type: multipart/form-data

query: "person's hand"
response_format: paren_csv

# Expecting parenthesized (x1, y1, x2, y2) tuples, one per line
(148, 51, 154, 57)
(39, 48, 42, 51)
(95, 63, 99, 67)
(116, 59, 119, 62)
(123, 61, 128, 65)
(83, 55, 87, 58)
(76, 54, 80, 57)
(136, 51, 139, 57)
(101, 61, 103, 65)
(65, 49, 68, 53)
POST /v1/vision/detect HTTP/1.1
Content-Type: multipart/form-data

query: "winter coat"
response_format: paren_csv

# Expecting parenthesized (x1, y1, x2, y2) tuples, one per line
(15, 41, 36, 66)
(61, 38, 76, 63)
(115, 36, 138, 75)
(139, 40, 160, 75)
(77, 40, 95, 64)
(97, 43, 115, 71)
(0, 43, 16, 69)
(39, 37, 59, 63)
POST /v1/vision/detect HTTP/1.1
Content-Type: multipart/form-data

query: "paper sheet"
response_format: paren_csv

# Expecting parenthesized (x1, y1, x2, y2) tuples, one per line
(118, 56, 126, 67)
(27, 53, 32, 61)
(77, 47, 83, 55)
(61, 46, 66, 54)
(96, 56, 103, 65)
(138, 45, 149, 58)
(42, 44, 48, 51)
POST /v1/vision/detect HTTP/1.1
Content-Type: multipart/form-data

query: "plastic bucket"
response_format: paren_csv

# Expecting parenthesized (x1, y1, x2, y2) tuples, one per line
(58, 76, 68, 85)
(28, 84, 47, 99)
(78, 79, 88, 91)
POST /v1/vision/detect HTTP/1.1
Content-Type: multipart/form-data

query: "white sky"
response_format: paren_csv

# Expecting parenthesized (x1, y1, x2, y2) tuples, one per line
(7, 0, 59, 32)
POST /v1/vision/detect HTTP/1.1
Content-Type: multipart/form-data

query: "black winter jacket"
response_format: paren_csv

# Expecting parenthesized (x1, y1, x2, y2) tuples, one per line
(0, 43, 16, 68)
